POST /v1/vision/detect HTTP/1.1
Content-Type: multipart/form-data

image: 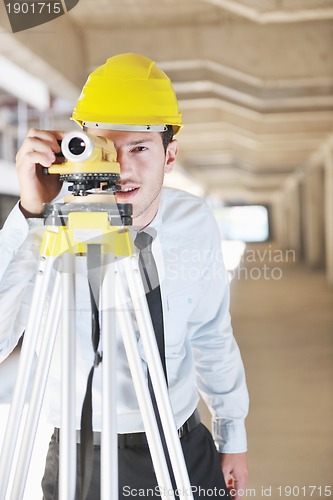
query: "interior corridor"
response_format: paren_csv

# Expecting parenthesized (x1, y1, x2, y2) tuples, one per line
(201, 242, 333, 499)
(1, 3, 333, 498)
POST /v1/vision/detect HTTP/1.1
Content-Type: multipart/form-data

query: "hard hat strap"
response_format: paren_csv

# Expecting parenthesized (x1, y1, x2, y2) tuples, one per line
(82, 122, 168, 133)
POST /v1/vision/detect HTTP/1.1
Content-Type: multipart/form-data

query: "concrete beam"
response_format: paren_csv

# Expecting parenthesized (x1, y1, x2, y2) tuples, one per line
(179, 100, 333, 136)
(85, 21, 333, 81)
(0, 4, 84, 100)
(173, 81, 333, 113)
(201, 0, 333, 24)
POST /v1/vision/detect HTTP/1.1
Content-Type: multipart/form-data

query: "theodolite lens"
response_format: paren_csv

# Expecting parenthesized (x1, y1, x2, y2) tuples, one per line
(68, 137, 86, 156)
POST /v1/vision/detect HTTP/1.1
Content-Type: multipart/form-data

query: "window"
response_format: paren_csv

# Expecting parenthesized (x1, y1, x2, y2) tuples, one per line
(215, 204, 270, 242)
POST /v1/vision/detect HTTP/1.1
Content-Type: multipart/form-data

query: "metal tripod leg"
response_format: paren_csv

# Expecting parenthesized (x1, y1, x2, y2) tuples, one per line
(114, 258, 175, 498)
(60, 252, 77, 500)
(100, 254, 118, 500)
(0, 255, 56, 500)
(10, 272, 62, 500)
(117, 255, 194, 500)
(0, 252, 78, 500)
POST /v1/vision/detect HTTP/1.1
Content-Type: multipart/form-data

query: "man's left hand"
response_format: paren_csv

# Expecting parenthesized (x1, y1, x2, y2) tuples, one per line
(220, 452, 248, 500)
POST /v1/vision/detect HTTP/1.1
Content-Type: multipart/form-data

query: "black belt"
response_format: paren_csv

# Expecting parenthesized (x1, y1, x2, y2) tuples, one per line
(54, 409, 200, 448)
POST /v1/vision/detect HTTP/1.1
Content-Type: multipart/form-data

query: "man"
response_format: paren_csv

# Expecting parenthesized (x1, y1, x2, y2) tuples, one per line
(0, 53, 249, 499)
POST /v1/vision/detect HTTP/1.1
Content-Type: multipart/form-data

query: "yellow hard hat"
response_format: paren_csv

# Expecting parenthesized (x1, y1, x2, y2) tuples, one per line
(71, 53, 183, 135)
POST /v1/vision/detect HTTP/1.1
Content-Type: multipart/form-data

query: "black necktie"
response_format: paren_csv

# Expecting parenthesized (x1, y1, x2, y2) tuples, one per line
(134, 230, 167, 381)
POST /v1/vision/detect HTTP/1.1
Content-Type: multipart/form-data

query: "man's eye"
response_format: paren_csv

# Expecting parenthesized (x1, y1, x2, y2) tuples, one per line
(132, 146, 147, 152)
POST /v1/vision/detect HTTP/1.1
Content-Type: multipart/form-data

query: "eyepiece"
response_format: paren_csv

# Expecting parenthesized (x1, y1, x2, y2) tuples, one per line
(68, 137, 86, 156)
(61, 131, 94, 162)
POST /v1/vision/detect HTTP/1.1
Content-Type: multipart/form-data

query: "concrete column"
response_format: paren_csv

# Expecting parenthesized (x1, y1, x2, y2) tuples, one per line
(284, 193, 294, 251)
(271, 193, 287, 248)
(303, 166, 325, 269)
(286, 180, 302, 260)
(324, 145, 333, 286)
(276, 181, 302, 257)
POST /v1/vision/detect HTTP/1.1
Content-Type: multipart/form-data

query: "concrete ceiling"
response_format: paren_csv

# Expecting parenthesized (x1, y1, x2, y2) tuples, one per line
(0, 0, 332, 203)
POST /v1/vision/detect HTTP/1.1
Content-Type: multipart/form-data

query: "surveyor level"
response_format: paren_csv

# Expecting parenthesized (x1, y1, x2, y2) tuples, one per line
(0, 201, 194, 500)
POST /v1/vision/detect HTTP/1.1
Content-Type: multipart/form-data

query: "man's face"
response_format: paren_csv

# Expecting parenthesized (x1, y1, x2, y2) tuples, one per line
(86, 128, 177, 228)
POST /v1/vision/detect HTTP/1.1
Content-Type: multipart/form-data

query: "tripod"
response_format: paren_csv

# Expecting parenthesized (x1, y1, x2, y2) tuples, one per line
(0, 200, 194, 500)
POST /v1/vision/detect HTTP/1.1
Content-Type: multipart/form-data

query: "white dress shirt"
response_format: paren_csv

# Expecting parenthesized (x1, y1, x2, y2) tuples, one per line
(0, 187, 249, 453)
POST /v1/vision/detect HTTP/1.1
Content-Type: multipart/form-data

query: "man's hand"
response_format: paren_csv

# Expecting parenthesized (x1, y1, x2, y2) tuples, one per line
(220, 452, 248, 500)
(16, 128, 65, 217)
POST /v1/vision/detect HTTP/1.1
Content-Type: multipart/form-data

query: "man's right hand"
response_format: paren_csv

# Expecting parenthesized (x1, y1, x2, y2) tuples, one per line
(16, 128, 65, 217)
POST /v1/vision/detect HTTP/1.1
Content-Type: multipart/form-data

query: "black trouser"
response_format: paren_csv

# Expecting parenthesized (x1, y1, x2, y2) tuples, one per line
(42, 423, 230, 499)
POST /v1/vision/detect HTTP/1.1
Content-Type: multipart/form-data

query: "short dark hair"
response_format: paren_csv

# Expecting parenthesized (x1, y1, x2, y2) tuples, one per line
(160, 125, 174, 153)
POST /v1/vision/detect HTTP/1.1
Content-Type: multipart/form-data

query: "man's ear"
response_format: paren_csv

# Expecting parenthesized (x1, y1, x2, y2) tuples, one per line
(164, 139, 178, 174)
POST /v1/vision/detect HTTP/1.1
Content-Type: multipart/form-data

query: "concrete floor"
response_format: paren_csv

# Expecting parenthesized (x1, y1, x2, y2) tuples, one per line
(1, 242, 333, 499)
(199, 243, 333, 499)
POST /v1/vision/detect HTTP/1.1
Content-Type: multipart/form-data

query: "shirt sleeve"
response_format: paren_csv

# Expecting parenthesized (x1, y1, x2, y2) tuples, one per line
(0, 203, 44, 361)
(188, 208, 249, 454)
